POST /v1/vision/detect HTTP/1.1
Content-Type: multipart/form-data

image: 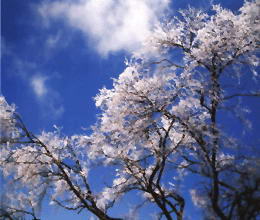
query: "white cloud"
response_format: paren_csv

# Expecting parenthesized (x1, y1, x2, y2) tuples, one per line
(30, 74, 64, 119)
(31, 75, 48, 97)
(38, 0, 170, 56)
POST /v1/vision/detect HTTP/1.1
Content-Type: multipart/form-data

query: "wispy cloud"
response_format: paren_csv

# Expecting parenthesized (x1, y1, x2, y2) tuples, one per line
(46, 32, 62, 49)
(3, 49, 64, 119)
(29, 73, 64, 119)
(1, 38, 13, 58)
(38, 0, 169, 56)
(45, 31, 70, 50)
(31, 75, 48, 97)
(29, 74, 64, 119)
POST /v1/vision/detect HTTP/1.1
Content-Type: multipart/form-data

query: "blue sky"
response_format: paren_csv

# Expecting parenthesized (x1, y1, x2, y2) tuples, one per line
(1, 0, 245, 135)
(1, 0, 257, 219)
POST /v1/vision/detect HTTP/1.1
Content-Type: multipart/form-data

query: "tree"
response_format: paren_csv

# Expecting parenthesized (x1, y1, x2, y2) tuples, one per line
(0, 1, 259, 219)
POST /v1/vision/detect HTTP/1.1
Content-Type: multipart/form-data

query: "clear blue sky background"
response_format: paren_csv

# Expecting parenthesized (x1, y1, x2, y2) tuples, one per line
(1, 0, 257, 219)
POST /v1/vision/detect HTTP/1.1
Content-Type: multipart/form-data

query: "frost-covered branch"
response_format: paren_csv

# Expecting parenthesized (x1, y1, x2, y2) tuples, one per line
(1, 1, 259, 219)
